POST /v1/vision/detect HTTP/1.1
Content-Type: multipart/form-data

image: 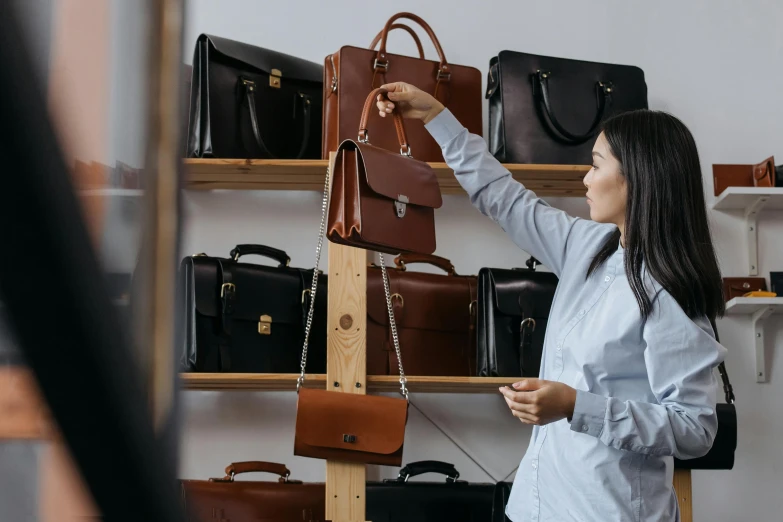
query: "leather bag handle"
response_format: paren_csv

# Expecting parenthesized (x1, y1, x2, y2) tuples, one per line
(533, 70, 613, 145)
(709, 318, 735, 404)
(369, 23, 425, 59)
(374, 12, 450, 80)
(217, 461, 291, 482)
(239, 76, 311, 159)
(394, 460, 460, 482)
(229, 244, 291, 267)
(357, 88, 411, 155)
(394, 253, 456, 275)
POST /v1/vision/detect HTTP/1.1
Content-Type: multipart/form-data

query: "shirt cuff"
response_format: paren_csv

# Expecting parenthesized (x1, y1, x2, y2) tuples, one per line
(424, 108, 464, 146)
(569, 389, 608, 438)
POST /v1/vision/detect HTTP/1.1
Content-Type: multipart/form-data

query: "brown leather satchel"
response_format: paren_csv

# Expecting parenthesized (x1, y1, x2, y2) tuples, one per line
(367, 253, 478, 376)
(722, 277, 768, 301)
(326, 87, 442, 256)
(713, 156, 774, 195)
(180, 461, 326, 521)
(323, 12, 482, 161)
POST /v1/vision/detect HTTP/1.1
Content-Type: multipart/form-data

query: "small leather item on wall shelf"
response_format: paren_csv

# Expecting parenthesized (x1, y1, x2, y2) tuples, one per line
(722, 277, 767, 301)
(326, 87, 442, 256)
(752, 156, 775, 188)
(713, 156, 775, 196)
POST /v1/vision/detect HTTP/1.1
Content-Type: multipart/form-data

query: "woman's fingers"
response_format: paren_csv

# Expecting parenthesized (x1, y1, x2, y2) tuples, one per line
(503, 395, 538, 415)
(376, 99, 395, 118)
(511, 410, 540, 424)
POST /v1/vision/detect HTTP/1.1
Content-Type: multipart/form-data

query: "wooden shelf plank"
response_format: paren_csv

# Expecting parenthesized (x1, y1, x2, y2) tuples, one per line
(183, 158, 589, 197)
(179, 373, 516, 393)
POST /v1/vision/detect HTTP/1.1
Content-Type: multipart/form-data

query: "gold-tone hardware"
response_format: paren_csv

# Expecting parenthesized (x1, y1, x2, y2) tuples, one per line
(270, 68, 282, 88)
(520, 317, 536, 331)
(301, 288, 311, 304)
(192, 252, 207, 257)
(391, 293, 404, 308)
(220, 283, 236, 297)
(258, 314, 272, 335)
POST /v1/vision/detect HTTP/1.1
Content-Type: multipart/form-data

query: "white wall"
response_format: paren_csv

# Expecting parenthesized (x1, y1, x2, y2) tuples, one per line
(179, 1, 783, 520)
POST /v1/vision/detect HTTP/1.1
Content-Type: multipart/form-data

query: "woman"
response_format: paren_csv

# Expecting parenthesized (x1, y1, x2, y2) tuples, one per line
(376, 83, 726, 522)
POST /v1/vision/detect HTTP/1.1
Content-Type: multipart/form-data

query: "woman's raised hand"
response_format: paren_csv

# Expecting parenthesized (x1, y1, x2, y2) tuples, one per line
(376, 82, 445, 124)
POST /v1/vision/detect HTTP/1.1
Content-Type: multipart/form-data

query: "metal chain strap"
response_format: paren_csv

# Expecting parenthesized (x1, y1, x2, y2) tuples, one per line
(297, 165, 408, 399)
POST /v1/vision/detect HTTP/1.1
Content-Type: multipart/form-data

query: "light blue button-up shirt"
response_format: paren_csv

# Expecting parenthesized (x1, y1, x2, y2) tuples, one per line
(425, 109, 726, 522)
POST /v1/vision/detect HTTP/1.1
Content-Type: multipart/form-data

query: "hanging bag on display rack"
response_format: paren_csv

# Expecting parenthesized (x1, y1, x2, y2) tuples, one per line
(485, 50, 648, 164)
(186, 34, 323, 159)
(323, 12, 482, 161)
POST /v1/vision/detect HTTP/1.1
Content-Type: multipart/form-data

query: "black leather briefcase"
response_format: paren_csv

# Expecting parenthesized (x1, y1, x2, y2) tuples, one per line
(186, 34, 323, 159)
(179, 244, 327, 373)
(366, 461, 507, 522)
(486, 50, 648, 165)
(477, 257, 558, 377)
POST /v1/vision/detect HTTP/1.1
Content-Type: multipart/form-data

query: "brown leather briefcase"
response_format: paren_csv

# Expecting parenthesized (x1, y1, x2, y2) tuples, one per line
(367, 253, 478, 376)
(180, 461, 326, 521)
(323, 12, 482, 161)
(722, 277, 768, 301)
(713, 156, 774, 195)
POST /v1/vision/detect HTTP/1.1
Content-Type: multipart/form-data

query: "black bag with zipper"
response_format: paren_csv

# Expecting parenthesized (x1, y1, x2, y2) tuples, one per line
(179, 244, 327, 373)
(186, 34, 323, 159)
(477, 257, 558, 377)
(486, 50, 648, 165)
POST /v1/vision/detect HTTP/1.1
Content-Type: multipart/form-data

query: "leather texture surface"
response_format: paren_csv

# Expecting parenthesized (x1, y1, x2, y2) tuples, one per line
(712, 157, 776, 195)
(752, 156, 775, 188)
(366, 255, 477, 376)
(326, 100, 442, 255)
(722, 277, 767, 301)
(294, 388, 408, 466)
(477, 263, 558, 377)
(323, 12, 482, 161)
(179, 245, 327, 373)
(187, 34, 323, 159)
(486, 50, 648, 164)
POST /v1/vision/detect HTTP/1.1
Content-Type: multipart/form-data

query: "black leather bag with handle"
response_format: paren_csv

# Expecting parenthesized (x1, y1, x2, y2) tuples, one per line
(674, 319, 737, 470)
(486, 50, 648, 165)
(179, 244, 327, 373)
(186, 34, 323, 159)
(477, 257, 558, 377)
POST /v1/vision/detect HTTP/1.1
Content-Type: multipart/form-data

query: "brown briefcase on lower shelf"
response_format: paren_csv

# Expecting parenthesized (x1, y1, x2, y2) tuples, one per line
(366, 253, 478, 376)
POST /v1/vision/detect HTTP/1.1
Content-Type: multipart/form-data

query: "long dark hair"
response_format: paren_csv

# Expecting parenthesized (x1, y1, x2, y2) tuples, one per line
(587, 109, 725, 321)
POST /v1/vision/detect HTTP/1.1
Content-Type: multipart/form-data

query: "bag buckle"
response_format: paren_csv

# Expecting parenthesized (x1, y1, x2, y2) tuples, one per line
(395, 195, 409, 218)
(258, 314, 272, 335)
(269, 68, 282, 89)
(373, 58, 389, 71)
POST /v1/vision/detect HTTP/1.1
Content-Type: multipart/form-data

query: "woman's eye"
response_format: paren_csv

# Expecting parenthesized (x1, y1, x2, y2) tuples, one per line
(591, 164, 598, 170)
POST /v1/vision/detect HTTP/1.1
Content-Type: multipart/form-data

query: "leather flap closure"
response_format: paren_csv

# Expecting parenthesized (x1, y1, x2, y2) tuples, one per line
(366, 268, 474, 332)
(486, 268, 558, 318)
(342, 141, 442, 209)
(186, 256, 310, 325)
(295, 388, 407, 455)
(202, 34, 322, 84)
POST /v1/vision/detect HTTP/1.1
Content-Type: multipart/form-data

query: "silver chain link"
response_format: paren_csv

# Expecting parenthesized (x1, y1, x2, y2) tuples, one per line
(298, 165, 408, 399)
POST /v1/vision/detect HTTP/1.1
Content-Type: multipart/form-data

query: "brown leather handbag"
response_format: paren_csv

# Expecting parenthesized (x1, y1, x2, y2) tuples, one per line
(323, 12, 482, 160)
(722, 277, 767, 301)
(753, 156, 775, 188)
(367, 253, 478, 376)
(293, 160, 410, 466)
(180, 461, 326, 521)
(326, 87, 442, 256)
(713, 156, 774, 195)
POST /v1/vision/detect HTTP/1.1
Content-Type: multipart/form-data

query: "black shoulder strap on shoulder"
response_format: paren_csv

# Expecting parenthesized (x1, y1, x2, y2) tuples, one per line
(710, 317, 735, 404)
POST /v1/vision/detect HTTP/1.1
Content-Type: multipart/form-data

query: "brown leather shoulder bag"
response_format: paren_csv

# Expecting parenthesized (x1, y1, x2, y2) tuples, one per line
(326, 87, 442, 256)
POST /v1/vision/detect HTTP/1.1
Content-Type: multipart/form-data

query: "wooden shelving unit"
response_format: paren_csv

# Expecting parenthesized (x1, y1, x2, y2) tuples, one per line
(184, 158, 590, 197)
(180, 373, 515, 393)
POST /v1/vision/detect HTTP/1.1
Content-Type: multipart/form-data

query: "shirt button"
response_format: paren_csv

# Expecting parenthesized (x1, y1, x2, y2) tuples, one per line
(532, 461, 538, 469)
(578, 310, 585, 316)
(605, 276, 611, 282)
(582, 425, 589, 432)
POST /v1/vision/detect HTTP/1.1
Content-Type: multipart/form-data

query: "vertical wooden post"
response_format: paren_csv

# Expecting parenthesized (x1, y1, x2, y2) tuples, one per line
(673, 469, 692, 522)
(324, 155, 367, 522)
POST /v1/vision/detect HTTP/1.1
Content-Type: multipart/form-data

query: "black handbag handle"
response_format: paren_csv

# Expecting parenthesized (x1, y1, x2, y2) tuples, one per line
(710, 318, 735, 404)
(229, 244, 291, 267)
(533, 70, 613, 145)
(240, 77, 311, 159)
(394, 460, 460, 482)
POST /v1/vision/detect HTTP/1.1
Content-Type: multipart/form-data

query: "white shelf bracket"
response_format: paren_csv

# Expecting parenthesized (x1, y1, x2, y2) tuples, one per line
(744, 196, 768, 276)
(752, 306, 775, 383)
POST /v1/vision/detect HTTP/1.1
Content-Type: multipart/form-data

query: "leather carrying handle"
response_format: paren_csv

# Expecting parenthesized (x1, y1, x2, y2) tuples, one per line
(229, 244, 291, 267)
(396, 460, 459, 481)
(358, 88, 410, 154)
(533, 70, 612, 145)
(241, 77, 311, 159)
(394, 253, 456, 275)
(374, 12, 450, 76)
(370, 23, 424, 59)
(224, 461, 291, 479)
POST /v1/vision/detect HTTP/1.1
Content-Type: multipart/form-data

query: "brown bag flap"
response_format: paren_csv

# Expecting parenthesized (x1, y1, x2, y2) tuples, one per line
(366, 267, 474, 332)
(722, 277, 767, 301)
(295, 388, 407, 455)
(352, 141, 443, 209)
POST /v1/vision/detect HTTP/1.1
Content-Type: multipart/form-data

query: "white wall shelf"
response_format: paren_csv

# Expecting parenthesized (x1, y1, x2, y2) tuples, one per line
(724, 297, 783, 383)
(712, 187, 783, 275)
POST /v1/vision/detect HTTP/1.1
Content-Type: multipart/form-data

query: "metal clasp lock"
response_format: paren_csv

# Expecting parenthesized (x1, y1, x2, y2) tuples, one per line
(269, 68, 282, 88)
(395, 194, 408, 218)
(258, 314, 272, 335)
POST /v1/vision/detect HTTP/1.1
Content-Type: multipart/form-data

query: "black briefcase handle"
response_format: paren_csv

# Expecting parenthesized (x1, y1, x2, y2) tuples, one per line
(229, 244, 291, 267)
(390, 460, 460, 483)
